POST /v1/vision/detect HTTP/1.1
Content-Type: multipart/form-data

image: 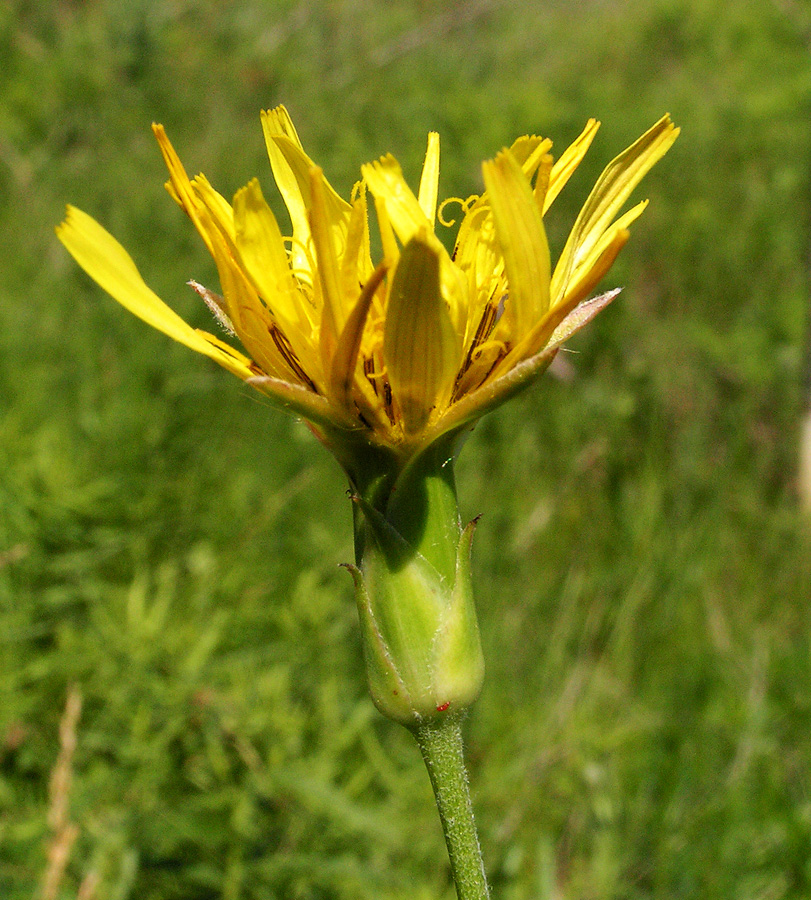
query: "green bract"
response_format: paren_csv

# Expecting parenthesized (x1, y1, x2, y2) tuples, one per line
(344, 442, 484, 725)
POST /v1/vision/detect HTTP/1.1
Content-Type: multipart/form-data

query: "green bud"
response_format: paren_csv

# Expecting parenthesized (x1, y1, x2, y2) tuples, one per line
(343, 441, 485, 727)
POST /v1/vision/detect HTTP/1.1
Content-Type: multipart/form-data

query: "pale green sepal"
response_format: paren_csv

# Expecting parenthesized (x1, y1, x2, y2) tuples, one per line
(430, 517, 485, 718)
(347, 464, 485, 725)
(341, 562, 413, 722)
(382, 438, 462, 582)
(349, 504, 450, 724)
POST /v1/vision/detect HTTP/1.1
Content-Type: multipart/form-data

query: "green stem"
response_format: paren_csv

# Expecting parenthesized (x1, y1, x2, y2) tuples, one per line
(412, 715, 490, 900)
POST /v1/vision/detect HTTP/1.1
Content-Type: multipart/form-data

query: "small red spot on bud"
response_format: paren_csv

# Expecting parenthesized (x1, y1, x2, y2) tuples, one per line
(436, 702, 450, 712)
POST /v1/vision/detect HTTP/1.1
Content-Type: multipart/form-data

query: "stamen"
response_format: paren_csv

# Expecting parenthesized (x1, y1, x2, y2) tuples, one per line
(452, 338, 508, 402)
(382, 379, 394, 422)
(452, 283, 507, 399)
(362, 356, 395, 424)
(363, 357, 378, 395)
(267, 324, 318, 392)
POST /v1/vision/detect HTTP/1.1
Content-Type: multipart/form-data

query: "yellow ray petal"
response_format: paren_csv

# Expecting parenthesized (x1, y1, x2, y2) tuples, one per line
(260, 107, 351, 263)
(309, 166, 345, 364)
(201, 204, 315, 387)
(233, 179, 299, 319)
(365, 154, 468, 333)
(189, 180, 309, 381)
(533, 153, 554, 214)
(260, 107, 311, 244)
(555, 226, 630, 314)
(481, 148, 551, 338)
(490, 222, 629, 382)
(341, 182, 374, 299)
(450, 138, 550, 294)
(56, 206, 256, 381)
(544, 118, 600, 213)
(152, 124, 214, 256)
(231, 178, 320, 381)
(554, 200, 647, 308)
(260, 105, 304, 148)
(446, 194, 503, 352)
(191, 174, 235, 242)
(363, 154, 431, 245)
(383, 234, 461, 434)
(452, 140, 551, 340)
(372, 192, 400, 266)
(199, 330, 256, 369)
(417, 132, 440, 228)
(508, 135, 554, 182)
(552, 115, 679, 300)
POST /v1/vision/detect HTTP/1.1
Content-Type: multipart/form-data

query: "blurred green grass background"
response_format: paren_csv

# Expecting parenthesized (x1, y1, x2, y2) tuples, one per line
(2, 0, 811, 897)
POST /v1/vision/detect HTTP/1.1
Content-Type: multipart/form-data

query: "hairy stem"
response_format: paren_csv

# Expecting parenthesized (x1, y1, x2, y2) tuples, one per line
(412, 715, 490, 900)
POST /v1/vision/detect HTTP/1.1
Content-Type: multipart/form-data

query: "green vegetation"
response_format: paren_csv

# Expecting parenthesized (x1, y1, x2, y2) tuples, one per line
(2, 0, 810, 897)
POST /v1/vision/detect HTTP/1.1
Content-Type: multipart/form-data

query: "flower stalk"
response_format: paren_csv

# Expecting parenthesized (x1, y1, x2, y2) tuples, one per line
(414, 715, 490, 900)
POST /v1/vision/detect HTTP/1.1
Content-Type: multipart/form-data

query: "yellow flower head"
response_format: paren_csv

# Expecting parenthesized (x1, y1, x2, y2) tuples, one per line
(57, 107, 677, 469)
